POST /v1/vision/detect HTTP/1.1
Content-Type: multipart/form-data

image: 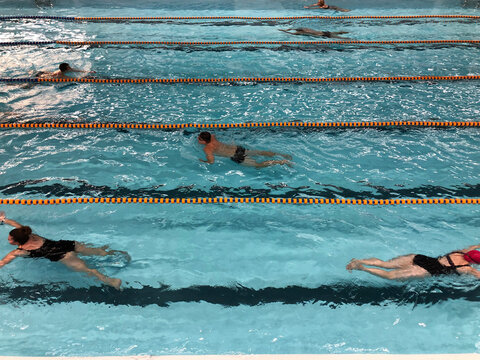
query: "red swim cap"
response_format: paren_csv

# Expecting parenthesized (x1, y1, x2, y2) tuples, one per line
(464, 250, 480, 264)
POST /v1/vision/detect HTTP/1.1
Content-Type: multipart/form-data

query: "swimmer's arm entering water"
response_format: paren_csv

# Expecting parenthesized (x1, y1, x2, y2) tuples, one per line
(462, 244, 480, 252)
(459, 266, 480, 279)
(199, 149, 215, 164)
(68, 67, 92, 73)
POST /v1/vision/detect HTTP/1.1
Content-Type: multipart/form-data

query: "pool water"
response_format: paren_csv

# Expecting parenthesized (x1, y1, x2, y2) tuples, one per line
(0, 0, 479, 356)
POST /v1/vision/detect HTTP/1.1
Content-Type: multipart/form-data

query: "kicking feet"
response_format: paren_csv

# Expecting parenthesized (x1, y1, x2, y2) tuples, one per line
(106, 249, 132, 262)
(106, 277, 122, 290)
(346, 259, 364, 272)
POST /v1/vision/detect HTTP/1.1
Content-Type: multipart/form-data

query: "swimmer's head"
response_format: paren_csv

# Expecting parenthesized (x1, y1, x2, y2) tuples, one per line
(9, 226, 32, 245)
(59, 63, 71, 72)
(198, 131, 212, 144)
(464, 250, 480, 264)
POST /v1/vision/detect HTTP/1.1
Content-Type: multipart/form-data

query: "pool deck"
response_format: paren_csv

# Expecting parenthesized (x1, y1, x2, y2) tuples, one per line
(2, 355, 480, 360)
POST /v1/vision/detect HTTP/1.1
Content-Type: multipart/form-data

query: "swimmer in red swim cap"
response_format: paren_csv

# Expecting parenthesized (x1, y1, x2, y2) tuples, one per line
(464, 250, 480, 264)
(347, 244, 480, 280)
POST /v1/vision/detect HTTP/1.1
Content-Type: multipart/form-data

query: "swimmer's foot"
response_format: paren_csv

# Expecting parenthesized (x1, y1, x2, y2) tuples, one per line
(346, 259, 363, 271)
(281, 154, 293, 160)
(108, 250, 132, 262)
(106, 277, 122, 290)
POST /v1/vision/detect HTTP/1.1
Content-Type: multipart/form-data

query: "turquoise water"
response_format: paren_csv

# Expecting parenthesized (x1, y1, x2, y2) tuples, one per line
(0, 0, 480, 356)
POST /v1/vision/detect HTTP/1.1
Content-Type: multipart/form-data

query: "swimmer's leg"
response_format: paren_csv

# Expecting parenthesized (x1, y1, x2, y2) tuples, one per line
(347, 255, 416, 270)
(242, 157, 292, 168)
(329, 32, 352, 40)
(60, 252, 121, 289)
(246, 149, 292, 160)
(354, 264, 429, 280)
(279, 29, 298, 35)
(74, 242, 130, 260)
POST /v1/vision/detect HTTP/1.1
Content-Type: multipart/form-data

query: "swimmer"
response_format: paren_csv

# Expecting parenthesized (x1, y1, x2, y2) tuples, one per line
(197, 131, 292, 168)
(346, 245, 480, 280)
(279, 28, 351, 39)
(35, 63, 95, 79)
(0, 212, 126, 289)
(304, 0, 350, 12)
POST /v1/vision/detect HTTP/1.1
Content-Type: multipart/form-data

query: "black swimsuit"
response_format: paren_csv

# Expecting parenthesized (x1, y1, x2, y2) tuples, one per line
(413, 252, 469, 276)
(231, 146, 246, 164)
(20, 239, 76, 262)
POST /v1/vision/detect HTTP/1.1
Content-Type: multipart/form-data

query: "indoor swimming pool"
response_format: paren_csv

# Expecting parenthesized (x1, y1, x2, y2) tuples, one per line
(0, 0, 479, 356)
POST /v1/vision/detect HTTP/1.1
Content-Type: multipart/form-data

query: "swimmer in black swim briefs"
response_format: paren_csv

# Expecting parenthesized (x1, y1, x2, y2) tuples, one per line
(279, 28, 351, 39)
(231, 146, 247, 164)
(346, 245, 480, 280)
(197, 131, 292, 168)
(0, 213, 128, 289)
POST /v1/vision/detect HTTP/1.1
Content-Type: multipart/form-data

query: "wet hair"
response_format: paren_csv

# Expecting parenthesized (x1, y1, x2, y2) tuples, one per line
(59, 63, 70, 72)
(9, 226, 32, 245)
(198, 132, 212, 143)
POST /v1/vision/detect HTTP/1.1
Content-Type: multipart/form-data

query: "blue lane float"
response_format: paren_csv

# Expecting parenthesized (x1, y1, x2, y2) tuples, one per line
(0, 16, 76, 21)
(0, 78, 39, 83)
(0, 41, 55, 46)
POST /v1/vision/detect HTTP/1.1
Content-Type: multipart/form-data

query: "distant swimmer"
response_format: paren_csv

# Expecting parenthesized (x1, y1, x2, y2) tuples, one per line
(346, 245, 480, 280)
(197, 131, 292, 168)
(35, 62, 95, 79)
(304, 0, 350, 12)
(0, 212, 127, 289)
(279, 28, 351, 40)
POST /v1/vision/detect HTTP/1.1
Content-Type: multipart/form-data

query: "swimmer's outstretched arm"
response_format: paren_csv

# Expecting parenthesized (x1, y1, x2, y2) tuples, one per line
(0, 249, 26, 269)
(0, 213, 23, 229)
(69, 67, 89, 73)
(460, 266, 480, 279)
(462, 244, 480, 252)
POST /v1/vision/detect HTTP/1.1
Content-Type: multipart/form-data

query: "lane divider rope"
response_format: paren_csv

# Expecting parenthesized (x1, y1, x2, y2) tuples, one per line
(0, 197, 478, 205)
(1, 75, 479, 84)
(1, 15, 479, 21)
(2, 40, 480, 47)
(1, 121, 479, 130)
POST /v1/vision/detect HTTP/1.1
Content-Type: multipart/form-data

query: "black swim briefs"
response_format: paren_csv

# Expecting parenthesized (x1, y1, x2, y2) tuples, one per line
(231, 146, 246, 164)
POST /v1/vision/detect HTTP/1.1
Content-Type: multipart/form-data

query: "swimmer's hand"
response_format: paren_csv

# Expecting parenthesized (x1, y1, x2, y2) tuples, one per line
(199, 158, 211, 163)
(0, 211, 5, 224)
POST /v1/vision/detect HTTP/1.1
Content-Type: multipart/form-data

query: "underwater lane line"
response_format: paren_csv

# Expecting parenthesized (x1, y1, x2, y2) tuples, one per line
(1, 75, 480, 84)
(1, 182, 478, 200)
(3, 282, 480, 307)
(0, 121, 479, 130)
(0, 197, 478, 205)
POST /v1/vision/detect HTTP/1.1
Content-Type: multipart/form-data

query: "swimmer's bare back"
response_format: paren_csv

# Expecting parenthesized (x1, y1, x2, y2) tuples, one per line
(36, 71, 67, 79)
(211, 142, 238, 158)
(279, 28, 351, 40)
